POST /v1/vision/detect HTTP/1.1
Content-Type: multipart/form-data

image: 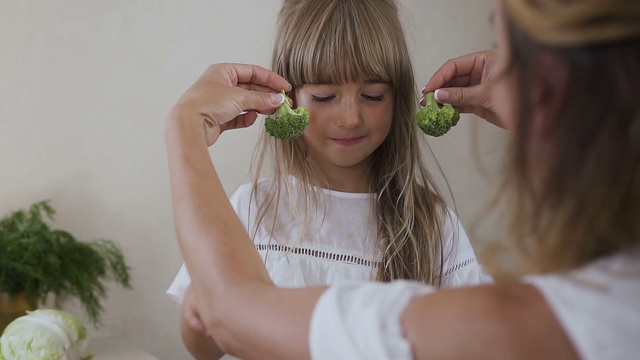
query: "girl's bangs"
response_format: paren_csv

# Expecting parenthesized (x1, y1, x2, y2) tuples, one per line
(293, 39, 395, 86)
(283, 2, 401, 86)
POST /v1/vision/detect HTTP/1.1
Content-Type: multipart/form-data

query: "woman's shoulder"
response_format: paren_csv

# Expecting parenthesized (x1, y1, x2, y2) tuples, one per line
(523, 248, 640, 359)
(524, 248, 640, 295)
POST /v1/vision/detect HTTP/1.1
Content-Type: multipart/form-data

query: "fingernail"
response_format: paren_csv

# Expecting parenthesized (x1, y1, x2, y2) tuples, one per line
(421, 86, 426, 93)
(434, 89, 450, 102)
(419, 95, 425, 104)
(271, 93, 286, 106)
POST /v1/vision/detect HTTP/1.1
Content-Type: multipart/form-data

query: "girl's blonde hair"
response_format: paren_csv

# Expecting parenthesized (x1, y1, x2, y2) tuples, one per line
(494, 0, 640, 277)
(250, 0, 450, 285)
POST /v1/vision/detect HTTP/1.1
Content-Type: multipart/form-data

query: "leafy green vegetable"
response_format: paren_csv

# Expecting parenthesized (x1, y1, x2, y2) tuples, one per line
(265, 90, 309, 140)
(0, 200, 132, 325)
(0, 309, 92, 360)
(416, 92, 461, 137)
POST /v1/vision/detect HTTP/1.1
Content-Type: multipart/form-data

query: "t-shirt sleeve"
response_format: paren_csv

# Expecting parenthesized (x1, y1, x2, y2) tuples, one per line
(166, 263, 191, 304)
(310, 280, 435, 360)
(440, 209, 493, 287)
(524, 250, 640, 360)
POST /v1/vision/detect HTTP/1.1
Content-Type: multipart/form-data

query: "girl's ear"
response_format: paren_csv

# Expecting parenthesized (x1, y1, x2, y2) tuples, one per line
(530, 52, 570, 141)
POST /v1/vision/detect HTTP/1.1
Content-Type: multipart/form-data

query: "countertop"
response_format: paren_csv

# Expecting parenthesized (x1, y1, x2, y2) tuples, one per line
(90, 337, 159, 360)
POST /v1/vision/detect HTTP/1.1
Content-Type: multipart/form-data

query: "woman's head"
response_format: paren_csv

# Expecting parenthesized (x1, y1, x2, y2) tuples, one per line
(494, 0, 640, 274)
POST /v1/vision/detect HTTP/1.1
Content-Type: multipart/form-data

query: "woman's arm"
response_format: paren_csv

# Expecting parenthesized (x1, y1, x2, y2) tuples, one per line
(165, 63, 577, 360)
(166, 111, 325, 357)
(165, 63, 326, 359)
(402, 284, 578, 360)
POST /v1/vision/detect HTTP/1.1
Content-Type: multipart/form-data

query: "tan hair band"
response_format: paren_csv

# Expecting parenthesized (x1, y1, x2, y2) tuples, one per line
(503, 0, 640, 46)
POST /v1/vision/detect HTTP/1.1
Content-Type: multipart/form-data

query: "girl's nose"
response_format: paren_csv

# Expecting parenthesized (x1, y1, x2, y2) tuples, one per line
(335, 100, 363, 129)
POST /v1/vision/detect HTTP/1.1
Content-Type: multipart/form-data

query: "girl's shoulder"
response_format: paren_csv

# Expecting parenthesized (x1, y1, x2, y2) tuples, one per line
(229, 178, 273, 210)
(433, 204, 464, 234)
(229, 177, 295, 211)
(230, 177, 277, 199)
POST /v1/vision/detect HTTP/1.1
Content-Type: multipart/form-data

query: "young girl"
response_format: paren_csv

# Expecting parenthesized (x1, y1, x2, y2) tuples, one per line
(168, 0, 489, 357)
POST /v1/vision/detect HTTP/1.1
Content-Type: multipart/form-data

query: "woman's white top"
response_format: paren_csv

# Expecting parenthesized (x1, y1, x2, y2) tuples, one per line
(309, 247, 640, 359)
(167, 178, 491, 304)
(524, 247, 640, 360)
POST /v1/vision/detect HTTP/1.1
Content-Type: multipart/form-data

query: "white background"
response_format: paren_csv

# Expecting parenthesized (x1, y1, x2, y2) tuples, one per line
(0, 0, 506, 358)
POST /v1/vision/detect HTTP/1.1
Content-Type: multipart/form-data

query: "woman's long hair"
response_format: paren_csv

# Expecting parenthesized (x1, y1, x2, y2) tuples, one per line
(495, 0, 640, 276)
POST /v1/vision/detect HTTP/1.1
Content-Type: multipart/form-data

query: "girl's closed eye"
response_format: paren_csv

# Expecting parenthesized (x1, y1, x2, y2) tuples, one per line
(362, 93, 385, 102)
(311, 95, 335, 103)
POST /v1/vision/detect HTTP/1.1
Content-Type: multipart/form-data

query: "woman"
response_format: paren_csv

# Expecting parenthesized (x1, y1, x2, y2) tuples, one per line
(165, 0, 640, 358)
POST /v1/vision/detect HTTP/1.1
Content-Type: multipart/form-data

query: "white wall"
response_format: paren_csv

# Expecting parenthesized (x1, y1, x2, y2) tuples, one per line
(0, 1, 505, 359)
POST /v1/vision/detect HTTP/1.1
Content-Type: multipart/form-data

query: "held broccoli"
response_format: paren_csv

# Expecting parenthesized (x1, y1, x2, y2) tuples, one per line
(265, 90, 310, 140)
(416, 92, 461, 137)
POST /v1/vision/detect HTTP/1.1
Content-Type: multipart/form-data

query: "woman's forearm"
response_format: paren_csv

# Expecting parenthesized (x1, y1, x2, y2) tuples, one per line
(164, 64, 326, 358)
(165, 113, 324, 358)
(165, 114, 271, 314)
(165, 111, 271, 281)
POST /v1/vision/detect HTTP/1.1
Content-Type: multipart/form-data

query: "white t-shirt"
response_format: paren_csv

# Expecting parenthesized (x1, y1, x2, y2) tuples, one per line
(309, 248, 640, 359)
(524, 247, 640, 360)
(310, 280, 435, 360)
(167, 178, 491, 303)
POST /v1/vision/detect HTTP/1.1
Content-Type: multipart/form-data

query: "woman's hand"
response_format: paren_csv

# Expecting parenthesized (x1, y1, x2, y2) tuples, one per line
(421, 50, 504, 128)
(181, 286, 226, 359)
(168, 63, 290, 145)
(182, 285, 209, 337)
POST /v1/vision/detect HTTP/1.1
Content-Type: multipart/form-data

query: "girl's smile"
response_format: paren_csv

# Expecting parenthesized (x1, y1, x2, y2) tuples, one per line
(331, 136, 366, 146)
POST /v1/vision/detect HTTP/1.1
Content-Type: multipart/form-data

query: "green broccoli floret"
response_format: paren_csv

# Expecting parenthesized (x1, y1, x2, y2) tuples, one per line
(416, 92, 461, 137)
(264, 90, 309, 140)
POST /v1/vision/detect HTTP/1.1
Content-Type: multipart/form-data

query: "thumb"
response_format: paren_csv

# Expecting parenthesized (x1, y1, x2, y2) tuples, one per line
(434, 85, 487, 108)
(236, 90, 287, 115)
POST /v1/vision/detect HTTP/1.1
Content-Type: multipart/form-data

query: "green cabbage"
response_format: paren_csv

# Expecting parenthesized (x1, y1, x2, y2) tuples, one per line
(0, 309, 92, 360)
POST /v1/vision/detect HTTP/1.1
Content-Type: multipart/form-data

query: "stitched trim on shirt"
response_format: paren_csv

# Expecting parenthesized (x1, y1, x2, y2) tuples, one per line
(255, 243, 380, 268)
(443, 258, 477, 278)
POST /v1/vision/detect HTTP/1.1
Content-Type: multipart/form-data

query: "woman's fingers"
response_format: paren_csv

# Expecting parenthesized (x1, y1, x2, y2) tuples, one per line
(434, 84, 487, 108)
(219, 111, 260, 134)
(417, 51, 504, 127)
(168, 63, 290, 146)
(230, 87, 286, 117)
(423, 51, 494, 95)
(221, 63, 291, 92)
(237, 82, 280, 93)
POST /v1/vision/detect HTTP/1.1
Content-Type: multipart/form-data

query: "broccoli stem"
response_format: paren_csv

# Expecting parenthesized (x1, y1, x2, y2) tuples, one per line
(276, 90, 297, 117)
(426, 92, 439, 110)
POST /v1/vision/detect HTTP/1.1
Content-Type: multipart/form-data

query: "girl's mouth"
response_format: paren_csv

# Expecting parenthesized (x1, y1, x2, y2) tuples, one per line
(332, 136, 365, 146)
